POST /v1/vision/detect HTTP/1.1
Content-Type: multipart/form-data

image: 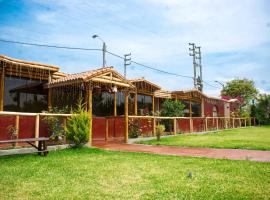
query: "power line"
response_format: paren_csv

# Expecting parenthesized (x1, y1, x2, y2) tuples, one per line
(0, 38, 219, 89)
(0, 38, 101, 51)
(105, 51, 194, 79)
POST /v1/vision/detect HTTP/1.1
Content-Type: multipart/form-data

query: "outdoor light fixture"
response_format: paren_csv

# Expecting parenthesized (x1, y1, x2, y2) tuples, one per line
(112, 85, 118, 93)
(92, 34, 106, 68)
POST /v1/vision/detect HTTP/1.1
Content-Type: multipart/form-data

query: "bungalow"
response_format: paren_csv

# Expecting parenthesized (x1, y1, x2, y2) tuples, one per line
(0, 55, 240, 143)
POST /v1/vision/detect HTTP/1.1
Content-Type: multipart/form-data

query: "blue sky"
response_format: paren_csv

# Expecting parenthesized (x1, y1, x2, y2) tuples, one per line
(0, 0, 269, 96)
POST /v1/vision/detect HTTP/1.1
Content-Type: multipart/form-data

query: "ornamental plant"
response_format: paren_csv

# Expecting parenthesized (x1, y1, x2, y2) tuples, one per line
(66, 99, 90, 148)
(156, 124, 165, 141)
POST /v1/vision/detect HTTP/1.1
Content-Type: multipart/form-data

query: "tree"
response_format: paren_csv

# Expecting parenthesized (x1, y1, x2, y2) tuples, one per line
(161, 99, 185, 117)
(221, 78, 258, 104)
(255, 94, 270, 125)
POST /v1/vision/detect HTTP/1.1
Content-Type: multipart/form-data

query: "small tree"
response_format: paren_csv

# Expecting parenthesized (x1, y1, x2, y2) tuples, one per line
(156, 124, 165, 141)
(66, 99, 90, 148)
(160, 99, 185, 132)
(221, 78, 258, 105)
(255, 94, 270, 125)
(161, 99, 185, 117)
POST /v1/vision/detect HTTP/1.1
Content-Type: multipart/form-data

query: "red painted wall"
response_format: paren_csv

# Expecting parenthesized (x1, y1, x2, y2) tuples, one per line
(204, 100, 225, 117)
(176, 119, 190, 133)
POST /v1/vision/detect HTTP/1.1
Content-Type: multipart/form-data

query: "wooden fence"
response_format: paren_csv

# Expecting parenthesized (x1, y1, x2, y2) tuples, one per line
(128, 116, 256, 137)
(0, 111, 71, 146)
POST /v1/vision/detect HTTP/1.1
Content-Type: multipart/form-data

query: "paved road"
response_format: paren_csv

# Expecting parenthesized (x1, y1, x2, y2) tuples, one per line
(93, 141, 270, 162)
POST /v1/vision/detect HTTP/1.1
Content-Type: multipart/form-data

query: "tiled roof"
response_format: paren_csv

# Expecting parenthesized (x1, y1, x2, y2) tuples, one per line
(50, 67, 113, 84)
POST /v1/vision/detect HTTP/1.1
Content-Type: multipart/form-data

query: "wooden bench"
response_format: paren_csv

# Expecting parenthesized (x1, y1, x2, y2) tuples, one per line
(0, 137, 50, 156)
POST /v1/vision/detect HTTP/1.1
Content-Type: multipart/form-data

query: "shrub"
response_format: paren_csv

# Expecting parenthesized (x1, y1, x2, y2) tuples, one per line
(156, 124, 165, 141)
(129, 119, 141, 138)
(66, 100, 90, 148)
(42, 107, 68, 142)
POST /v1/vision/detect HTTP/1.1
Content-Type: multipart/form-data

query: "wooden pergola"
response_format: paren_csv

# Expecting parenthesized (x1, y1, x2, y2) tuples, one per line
(0, 55, 60, 111)
(46, 67, 135, 144)
(129, 78, 161, 115)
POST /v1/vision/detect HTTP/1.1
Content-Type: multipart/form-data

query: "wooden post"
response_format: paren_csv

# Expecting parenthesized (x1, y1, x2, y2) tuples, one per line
(253, 117, 256, 126)
(233, 118, 235, 128)
(153, 117, 156, 136)
(114, 93, 117, 116)
(48, 74, 52, 110)
(87, 86, 93, 146)
(225, 118, 228, 129)
(189, 118, 193, 133)
(173, 118, 177, 135)
(0, 66, 5, 111)
(105, 118, 109, 141)
(152, 96, 155, 114)
(201, 98, 205, 117)
(35, 114, 40, 146)
(245, 118, 247, 127)
(205, 117, 208, 132)
(124, 91, 129, 143)
(189, 100, 192, 118)
(48, 88, 52, 110)
(239, 118, 241, 128)
(134, 92, 138, 115)
(15, 115, 19, 147)
(216, 117, 219, 130)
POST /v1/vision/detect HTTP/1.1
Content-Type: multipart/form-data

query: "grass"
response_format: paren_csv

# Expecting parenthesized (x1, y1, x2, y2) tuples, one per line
(137, 126, 270, 150)
(0, 148, 270, 200)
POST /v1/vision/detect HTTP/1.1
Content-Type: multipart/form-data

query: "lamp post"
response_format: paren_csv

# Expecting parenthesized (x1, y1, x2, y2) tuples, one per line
(92, 34, 106, 68)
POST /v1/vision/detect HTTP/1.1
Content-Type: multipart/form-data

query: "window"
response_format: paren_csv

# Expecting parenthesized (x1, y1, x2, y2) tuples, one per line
(92, 91, 114, 116)
(137, 94, 152, 115)
(213, 106, 218, 117)
(192, 102, 201, 117)
(4, 76, 47, 112)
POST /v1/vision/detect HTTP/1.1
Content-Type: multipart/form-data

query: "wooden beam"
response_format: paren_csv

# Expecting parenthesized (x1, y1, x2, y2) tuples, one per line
(87, 87, 93, 146)
(205, 117, 208, 132)
(173, 118, 177, 135)
(105, 118, 109, 141)
(153, 117, 156, 136)
(189, 117, 193, 133)
(35, 114, 40, 146)
(201, 98, 205, 117)
(0, 66, 5, 111)
(189, 100, 192, 117)
(152, 96, 155, 114)
(124, 91, 129, 143)
(15, 115, 19, 147)
(114, 93, 117, 116)
(134, 92, 138, 115)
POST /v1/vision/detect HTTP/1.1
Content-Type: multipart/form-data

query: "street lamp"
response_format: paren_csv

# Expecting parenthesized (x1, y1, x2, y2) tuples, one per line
(92, 34, 106, 68)
(214, 80, 225, 88)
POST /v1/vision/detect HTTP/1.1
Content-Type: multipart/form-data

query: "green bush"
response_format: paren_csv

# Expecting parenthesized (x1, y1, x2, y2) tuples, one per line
(66, 100, 90, 148)
(156, 124, 165, 141)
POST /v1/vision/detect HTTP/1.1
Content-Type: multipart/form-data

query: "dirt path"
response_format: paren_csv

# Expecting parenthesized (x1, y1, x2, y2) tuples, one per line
(93, 141, 270, 162)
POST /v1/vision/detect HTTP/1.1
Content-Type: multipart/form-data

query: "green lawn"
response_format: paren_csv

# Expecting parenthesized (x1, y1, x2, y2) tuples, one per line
(137, 126, 270, 150)
(0, 148, 270, 200)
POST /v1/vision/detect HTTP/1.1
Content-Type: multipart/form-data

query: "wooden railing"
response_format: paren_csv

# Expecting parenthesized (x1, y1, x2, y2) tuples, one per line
(128, 115, 256, 137)
(0, 111, 72, 146)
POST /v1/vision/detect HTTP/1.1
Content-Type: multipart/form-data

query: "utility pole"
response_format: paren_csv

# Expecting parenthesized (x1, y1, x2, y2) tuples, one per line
(102, 42, 107, 67)
(195, 46, 203, 91)
(189, 43, 197, 88)
(189, 43, 203, 92)
(124, 53, 131, 78)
